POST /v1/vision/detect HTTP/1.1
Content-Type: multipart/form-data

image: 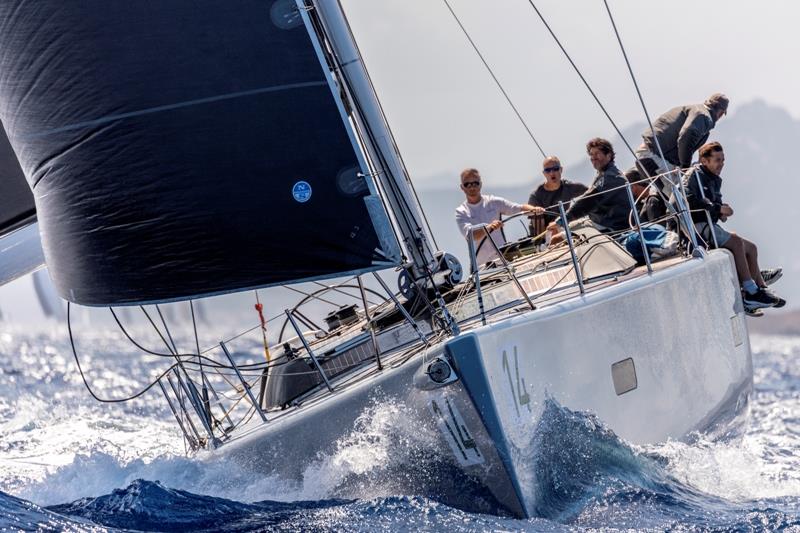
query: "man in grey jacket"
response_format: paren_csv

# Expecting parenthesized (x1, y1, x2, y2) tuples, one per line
(632, 93, 729, 222)
(636, 93, 729, 177)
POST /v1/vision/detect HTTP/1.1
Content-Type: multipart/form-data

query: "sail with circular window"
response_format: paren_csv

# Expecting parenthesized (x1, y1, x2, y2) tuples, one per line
(0, 0, 399, 305)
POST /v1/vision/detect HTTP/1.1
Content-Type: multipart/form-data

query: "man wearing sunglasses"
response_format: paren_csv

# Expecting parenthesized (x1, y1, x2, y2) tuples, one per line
(455, 168, 543, 265)
(527, 156, 588, 238)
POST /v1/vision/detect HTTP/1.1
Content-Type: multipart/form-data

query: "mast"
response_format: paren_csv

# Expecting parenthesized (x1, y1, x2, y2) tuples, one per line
(298, 0, 438, 278)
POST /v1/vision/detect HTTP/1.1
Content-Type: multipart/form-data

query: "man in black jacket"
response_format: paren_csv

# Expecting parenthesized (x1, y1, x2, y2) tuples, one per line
(548, 138, 631, 234)
(527, 156, 588, 238)
(683, 142, 784, 311)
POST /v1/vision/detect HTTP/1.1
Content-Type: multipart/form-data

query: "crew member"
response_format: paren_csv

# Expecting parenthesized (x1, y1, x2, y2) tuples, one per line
(455, 168, 543, 265)
(547, 138, 631, 235)
(683, 141, 785, 312)
(632, 93, 729, 220)
(527, 156, 587, 238)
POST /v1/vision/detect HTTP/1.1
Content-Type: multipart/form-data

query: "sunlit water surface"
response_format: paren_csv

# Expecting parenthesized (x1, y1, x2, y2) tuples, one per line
(1, 326, 799, 531)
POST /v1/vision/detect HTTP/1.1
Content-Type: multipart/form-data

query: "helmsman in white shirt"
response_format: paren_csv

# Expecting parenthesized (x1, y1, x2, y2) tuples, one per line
(455, 168, 543, 265)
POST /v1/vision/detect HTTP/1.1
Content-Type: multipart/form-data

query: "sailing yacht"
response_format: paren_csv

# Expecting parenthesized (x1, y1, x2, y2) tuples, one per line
(0, 0, 751, 517)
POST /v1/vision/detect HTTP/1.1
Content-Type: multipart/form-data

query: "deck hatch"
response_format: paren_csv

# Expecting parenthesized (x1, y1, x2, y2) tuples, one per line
(611, 357, 637, 395)
(730, 315, 745, 347)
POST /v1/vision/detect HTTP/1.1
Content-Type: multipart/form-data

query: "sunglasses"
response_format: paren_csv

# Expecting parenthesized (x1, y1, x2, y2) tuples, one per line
(543, 166, 561, 173)
(462, 181, 481, 188)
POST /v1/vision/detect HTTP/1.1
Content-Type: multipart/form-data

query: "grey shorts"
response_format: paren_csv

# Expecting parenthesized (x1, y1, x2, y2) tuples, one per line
(694, 221, 732, 247)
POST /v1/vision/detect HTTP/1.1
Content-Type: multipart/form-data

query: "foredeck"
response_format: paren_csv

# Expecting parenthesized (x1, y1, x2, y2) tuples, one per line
(223, 243, 698, 446)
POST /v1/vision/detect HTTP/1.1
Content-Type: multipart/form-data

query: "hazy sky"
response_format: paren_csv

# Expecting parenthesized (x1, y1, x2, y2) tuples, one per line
(3, 2, 799, 321)
(343, 0, 800, 188)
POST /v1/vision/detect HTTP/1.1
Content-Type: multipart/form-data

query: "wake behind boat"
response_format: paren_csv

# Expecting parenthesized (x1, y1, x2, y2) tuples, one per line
(0, 0, 754, 518)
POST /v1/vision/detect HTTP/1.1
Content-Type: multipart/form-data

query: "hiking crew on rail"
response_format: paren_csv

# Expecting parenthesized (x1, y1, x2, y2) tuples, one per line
(454, 105, 786, 315)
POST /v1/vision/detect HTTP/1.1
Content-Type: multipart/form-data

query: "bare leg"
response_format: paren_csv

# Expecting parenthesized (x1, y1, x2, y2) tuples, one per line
(741, 237, 766, 286)
(721, 234, 751, 286)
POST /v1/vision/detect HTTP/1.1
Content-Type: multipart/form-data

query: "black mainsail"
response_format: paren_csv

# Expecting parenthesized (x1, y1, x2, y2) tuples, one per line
(0, 124, 34, 236)
(0, 1, 399, 305)
(0, 122, 44, 285)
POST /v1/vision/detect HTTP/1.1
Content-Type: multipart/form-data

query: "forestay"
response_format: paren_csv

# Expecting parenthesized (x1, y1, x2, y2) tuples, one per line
(0, 0, 399, 305)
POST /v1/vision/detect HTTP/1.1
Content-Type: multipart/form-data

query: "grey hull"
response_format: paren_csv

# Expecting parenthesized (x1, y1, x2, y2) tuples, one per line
(215, 250, 752, 518)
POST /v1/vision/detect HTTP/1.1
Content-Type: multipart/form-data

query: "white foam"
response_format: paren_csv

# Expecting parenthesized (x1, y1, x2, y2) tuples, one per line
(651, 337, 800, 504)
(299, 400, 437, 500)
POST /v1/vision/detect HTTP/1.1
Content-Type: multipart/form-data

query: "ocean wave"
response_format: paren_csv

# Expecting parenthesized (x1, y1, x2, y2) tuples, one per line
(2, 330, 800, 530)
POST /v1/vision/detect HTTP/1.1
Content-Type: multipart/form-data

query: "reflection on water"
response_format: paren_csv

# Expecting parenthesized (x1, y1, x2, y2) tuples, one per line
(1, 330, 799, 531)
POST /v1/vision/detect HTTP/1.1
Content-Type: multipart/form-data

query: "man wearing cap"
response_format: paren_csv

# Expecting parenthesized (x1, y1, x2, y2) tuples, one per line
(630, 93, 730, 221)
(455, 168, 543, 265)
(527, 156, 588, 238)
(636, 93, 729, 176)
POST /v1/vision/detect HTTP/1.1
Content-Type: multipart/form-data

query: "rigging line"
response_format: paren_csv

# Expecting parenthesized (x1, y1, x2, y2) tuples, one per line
(108, 308, 295, 370)
(189, 299, 211, 419)
(522, 0, 637, 160)
(283, 284, 340, 307)
(311, 280, 381, 306)
(141, 306, 178, 356)
(596, 1, 692, 239)
(601, 0, 668, 168)
(67, 302, 179, 403)
(190, 300, 202, 361)
(405, 171, 440, 252)
(442, 0, 546, 158)
(155, 305, 178, 354)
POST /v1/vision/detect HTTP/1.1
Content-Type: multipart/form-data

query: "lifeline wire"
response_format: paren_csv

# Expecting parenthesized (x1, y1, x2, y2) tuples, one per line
(443, 0, 547, 157)
(107, 307, 294, 371)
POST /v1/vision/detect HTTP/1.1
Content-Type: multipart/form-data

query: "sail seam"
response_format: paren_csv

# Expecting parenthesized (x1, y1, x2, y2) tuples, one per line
(20, 80, 329, 140)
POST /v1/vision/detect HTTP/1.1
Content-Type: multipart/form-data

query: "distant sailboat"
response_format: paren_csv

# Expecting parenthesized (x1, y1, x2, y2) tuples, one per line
(0, 0, 752, 517)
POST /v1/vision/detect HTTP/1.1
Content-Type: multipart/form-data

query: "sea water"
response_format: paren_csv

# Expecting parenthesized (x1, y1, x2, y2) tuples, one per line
(1, 327, 799, 531)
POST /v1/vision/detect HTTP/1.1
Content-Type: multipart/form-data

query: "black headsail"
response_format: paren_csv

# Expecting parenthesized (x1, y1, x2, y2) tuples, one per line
(0, 1, 399, 305)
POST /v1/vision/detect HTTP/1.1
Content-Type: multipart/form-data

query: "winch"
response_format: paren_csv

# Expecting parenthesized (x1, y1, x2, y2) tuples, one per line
(324, 304, 360, 331)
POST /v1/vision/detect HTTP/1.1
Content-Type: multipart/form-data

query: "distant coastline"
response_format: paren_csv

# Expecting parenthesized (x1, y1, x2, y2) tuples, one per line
(748, 309, 800, 336)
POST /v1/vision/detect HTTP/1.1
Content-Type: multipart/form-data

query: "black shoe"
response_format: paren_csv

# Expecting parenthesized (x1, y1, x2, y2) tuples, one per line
(744, 306, 764, 317)
(742, 288, 780, 309)
(761, 288, 786, 308)
(761, 267, 783, 286)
